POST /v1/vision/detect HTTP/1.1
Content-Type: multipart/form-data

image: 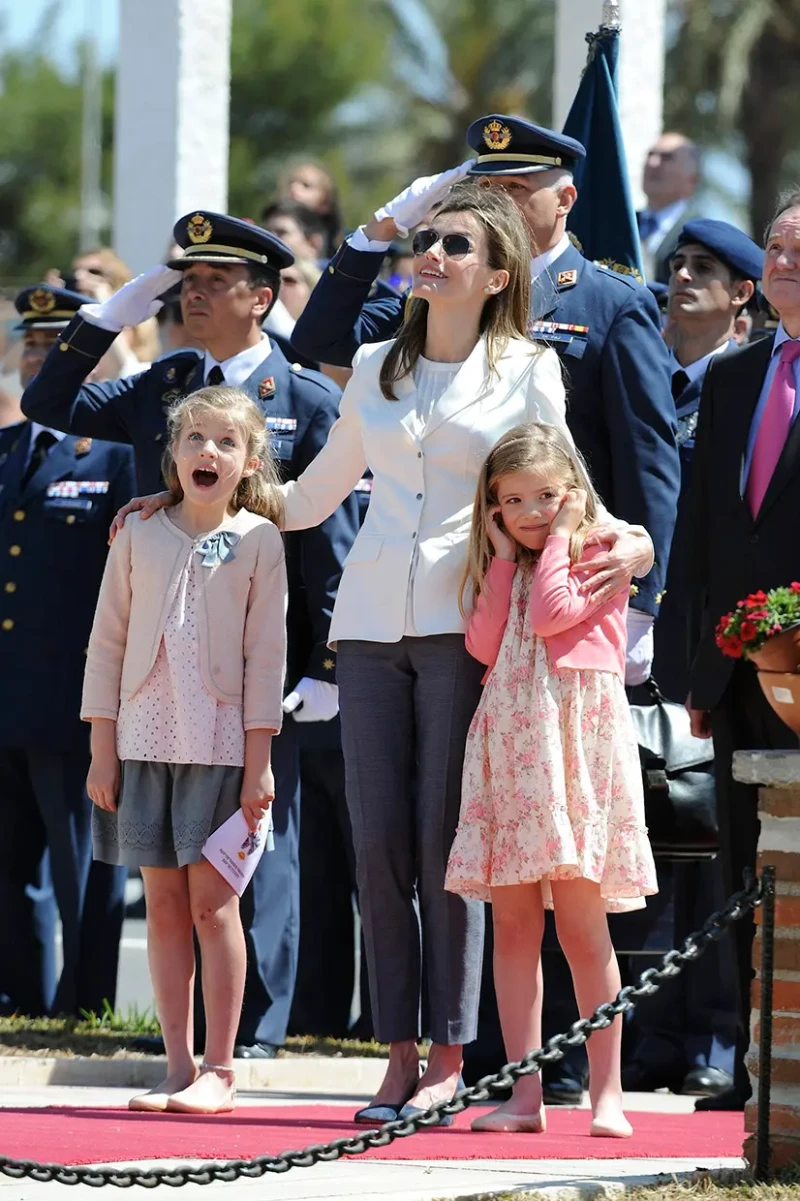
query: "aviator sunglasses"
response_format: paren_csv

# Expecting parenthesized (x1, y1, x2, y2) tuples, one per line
(411, 228, 473, 259)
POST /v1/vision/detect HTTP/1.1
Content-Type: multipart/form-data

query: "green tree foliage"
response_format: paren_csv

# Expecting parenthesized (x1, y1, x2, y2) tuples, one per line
(0, 6, 114, 284)
(664, 0, 800, 234)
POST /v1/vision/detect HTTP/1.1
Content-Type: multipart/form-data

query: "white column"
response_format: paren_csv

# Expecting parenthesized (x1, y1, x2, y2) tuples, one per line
(112, 0, 232, 275)
(554, 0, 666, 211)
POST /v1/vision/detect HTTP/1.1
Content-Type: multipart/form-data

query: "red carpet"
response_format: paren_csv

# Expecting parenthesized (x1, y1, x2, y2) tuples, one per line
(0, 1105, 744, 1164)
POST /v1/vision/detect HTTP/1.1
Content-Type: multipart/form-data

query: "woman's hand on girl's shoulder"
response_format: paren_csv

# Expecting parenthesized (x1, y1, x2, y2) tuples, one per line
(485, 505, 517, 562)
(108, 491, 173, 544)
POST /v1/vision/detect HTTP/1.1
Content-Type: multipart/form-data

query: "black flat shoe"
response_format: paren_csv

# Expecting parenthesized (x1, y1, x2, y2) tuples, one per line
(682, 1067, 734, 1098)
(694, 1085, 749, 1112)
(233, 1042, 279, 1060)
(542, 1076, 584, 1106)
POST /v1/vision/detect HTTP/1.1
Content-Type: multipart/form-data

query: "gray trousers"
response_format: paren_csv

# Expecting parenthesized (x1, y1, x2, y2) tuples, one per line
(337, 634, 485, 1045)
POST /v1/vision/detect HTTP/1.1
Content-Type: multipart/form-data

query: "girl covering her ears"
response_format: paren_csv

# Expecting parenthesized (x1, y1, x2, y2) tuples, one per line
(446, 422, 657, 1139)
(82, 386, 287, 1117)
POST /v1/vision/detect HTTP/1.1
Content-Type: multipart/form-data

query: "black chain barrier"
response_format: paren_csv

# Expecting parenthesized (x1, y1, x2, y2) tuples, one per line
(0, 872, 763, 1188)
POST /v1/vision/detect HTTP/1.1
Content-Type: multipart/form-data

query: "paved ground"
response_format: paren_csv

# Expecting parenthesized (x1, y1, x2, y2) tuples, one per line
(0, 1084, 745, 1201)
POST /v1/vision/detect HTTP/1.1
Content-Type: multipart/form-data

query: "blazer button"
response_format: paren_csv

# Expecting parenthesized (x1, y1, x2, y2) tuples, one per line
(2, 618, 13, 631)
(416, 492, 423, 500)
(66, 514, 76, 525)
(4, 582, 16, 593)
(750, 534, 759, 544)
(13, 510, 25, 522)
(417, 451, 422, 458)
(9, 545, 21, 557)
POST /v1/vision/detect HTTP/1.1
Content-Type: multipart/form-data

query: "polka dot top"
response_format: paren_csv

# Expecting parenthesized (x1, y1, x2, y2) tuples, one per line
(116, 543, 246, 766)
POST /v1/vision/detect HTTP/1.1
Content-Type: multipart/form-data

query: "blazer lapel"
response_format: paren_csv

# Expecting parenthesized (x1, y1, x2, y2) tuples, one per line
(723, 337, 773, 518)
(423, 338, 492, 439)
(529, 243, 585, 326)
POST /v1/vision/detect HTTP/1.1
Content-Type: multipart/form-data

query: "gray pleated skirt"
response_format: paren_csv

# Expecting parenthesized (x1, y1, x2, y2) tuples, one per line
(92, 760, 243, 869)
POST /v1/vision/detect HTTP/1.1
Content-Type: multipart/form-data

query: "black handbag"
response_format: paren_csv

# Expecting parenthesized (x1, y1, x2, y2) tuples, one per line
(628, 679, 718, 861)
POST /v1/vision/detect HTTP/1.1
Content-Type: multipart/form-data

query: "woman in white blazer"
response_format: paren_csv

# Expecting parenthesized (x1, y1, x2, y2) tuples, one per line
(278, 184, 573, 1123)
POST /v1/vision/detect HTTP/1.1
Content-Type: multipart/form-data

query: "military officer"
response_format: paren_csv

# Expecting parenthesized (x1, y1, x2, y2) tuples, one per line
(0, 284, 134, 1016)
(21, 215, 360, 1056)
(292, 117, 680, 1101)
(624, 220, 763, 1103)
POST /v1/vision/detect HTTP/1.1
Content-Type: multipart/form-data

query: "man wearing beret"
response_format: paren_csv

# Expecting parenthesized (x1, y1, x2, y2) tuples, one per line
(624, 220, 763, 1103)
(21, 214, 361, 1058)
(686, 194, 800, 1110)
(0, 284, 134, 1017)
(293, 116, 680, 1103)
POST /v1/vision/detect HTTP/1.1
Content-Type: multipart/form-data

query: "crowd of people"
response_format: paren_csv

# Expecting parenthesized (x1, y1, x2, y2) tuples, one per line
(0, 111, 797, 1133)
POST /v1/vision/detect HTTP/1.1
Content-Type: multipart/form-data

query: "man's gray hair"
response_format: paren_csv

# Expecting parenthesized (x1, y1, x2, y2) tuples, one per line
(549, 170, 574, 191)
(765, 187, 800, 244)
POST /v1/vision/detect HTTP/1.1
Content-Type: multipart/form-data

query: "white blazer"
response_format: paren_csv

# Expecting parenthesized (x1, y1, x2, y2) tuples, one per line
(282, 335, 568, 645)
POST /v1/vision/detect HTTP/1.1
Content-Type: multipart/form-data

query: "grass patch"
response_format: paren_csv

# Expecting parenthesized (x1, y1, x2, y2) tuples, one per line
(0, 1012, 397, 1059)
(626, 1167, 800, 1199)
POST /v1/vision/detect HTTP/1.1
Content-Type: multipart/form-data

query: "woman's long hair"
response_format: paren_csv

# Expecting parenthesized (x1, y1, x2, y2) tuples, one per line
(459, 422, 602, 615)
(161, 385, 284, 525)
(379, 180, 534, 401)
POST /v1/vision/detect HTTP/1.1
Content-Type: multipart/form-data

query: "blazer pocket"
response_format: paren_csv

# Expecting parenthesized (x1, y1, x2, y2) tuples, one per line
(344, 535, 384, 565)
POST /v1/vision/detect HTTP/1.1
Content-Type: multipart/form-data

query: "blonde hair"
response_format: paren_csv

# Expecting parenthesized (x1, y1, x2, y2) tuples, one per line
(459, 422, 601, 614)
(379, 181, 535, 401)
(161, 386, 284, 524)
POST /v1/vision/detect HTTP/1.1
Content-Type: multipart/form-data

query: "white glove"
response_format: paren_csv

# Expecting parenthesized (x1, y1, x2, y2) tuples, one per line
(374, 160, 474, 237)
(80, 265, 183, 333)
(625, 610, 655, 687)
(282, 678, 339, 723)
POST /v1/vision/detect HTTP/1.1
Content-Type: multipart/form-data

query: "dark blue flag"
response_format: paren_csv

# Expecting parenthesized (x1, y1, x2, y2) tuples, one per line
(562, 16, 644, 282)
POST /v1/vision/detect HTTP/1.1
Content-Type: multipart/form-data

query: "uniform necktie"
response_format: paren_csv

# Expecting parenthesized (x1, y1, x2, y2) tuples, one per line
(20, 429, 56, 490)
(747, 339, 800, 517)
(671, 370, 689, 402)
(206, 365, 225, 387)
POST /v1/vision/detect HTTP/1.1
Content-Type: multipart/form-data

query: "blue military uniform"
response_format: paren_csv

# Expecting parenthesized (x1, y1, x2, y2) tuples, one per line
(0, 283, 135, 1016)
(21, 217, 361, 1049)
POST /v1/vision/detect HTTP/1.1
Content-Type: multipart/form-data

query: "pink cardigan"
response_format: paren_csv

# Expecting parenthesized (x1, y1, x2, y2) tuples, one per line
(81, 508, 288, 732)
(466, 534, 629, 680)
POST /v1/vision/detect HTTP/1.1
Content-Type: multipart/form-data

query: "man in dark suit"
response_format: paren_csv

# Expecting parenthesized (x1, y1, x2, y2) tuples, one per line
(21, 214, 361, 1056)
(687, 192, 800, 1110)
(0, 284, 135, 1017)
(625, 220, 763, 1100)
(636, 132, 701, 283)
(293, 117, 680, 1102)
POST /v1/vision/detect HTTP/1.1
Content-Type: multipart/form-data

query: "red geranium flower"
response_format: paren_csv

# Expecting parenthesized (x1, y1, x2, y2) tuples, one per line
(740, 620, 758, 641)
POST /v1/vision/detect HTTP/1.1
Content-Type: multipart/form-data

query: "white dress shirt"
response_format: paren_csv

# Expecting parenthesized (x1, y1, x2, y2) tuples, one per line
(638, 199, 688, 256)
(530, 233, 571, 280)
(202, 336, 274, 388)
(669, 340, 731, 389)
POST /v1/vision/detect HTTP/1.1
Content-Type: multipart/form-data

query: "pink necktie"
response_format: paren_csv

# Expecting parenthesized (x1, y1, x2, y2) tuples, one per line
(747, 339, 800, 517)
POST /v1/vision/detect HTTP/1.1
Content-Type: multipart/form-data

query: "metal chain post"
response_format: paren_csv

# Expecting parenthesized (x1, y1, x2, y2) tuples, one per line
(0, 872, 764, 1188)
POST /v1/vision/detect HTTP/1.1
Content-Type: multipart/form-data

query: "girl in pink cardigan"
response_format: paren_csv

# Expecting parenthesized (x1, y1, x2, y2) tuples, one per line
(83, 386, 287, 1117)
(445, 423, 656, 1140)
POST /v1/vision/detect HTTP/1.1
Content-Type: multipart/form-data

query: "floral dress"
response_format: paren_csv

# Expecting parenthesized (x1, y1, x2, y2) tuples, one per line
(445, 567, 657, 912)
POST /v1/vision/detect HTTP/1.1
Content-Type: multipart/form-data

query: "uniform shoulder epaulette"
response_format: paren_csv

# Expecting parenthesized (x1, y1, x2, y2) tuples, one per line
(288, 363, 339, 394)
(591, 260, 644, 292)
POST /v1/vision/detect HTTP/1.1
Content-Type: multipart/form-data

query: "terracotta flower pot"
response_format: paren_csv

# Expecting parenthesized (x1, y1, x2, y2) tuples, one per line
(748, 626, 800, 672)
(757, 672, 800, 736)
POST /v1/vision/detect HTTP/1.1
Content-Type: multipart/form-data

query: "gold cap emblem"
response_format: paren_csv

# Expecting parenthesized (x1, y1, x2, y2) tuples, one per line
(483, 120, 512, 152)
(29, 289, 56, 314)
(187, 214, 213, 244)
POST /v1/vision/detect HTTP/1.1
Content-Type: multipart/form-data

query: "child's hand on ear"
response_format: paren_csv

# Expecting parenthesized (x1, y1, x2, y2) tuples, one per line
(485, 505, 517, 562)
(550, 489, 587, 538)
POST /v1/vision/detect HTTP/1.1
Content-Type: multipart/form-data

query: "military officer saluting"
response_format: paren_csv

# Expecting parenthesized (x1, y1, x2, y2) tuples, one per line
(0, 284, 135, 1017)
(22, 214, 360, 1057)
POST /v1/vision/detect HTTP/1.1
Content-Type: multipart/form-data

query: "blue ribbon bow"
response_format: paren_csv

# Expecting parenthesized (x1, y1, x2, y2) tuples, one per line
(195, 529, 240, 568)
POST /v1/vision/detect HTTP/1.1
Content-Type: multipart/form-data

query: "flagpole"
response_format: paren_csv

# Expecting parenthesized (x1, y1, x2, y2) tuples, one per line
(601, 1, 621, 30)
